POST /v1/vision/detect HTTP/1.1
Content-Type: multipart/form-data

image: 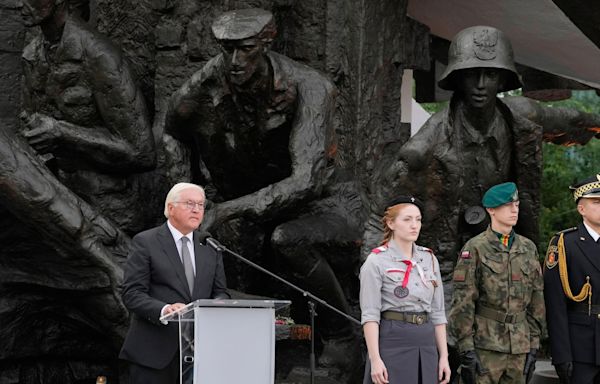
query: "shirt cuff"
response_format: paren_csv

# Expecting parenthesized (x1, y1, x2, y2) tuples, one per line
(361, 310, 381, 325)
(160, 304, 170, 325)
(430, 310, 447, 325)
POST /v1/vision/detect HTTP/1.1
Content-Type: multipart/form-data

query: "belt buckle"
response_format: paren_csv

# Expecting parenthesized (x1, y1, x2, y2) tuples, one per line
(505, 314, 514, 323)
(414, 314, 424, 325)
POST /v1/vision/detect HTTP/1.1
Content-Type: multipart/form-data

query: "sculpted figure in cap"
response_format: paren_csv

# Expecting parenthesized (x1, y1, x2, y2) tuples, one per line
(166, 8, 361, 371)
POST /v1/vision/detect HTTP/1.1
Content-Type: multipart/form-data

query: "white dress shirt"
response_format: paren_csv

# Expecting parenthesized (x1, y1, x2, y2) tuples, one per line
(167, 220, 196, 274)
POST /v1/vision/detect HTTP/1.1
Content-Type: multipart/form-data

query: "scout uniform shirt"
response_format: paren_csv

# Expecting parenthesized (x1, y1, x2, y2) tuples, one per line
(359, 240, 446, 325)
(449, 226, 545, 354)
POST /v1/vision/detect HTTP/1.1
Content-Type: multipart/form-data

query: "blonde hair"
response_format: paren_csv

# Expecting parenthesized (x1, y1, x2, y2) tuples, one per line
(381, 203, 420, 245)
(164, 183, 205, 218)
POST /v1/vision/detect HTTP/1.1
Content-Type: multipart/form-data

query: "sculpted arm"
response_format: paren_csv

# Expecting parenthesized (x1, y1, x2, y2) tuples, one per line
(164, 63, 213, 142)
(21, 39, 155, 172)
(205, 77, 337, 227)
(360, 126, 434, 259)
(504, 95, 600, 145)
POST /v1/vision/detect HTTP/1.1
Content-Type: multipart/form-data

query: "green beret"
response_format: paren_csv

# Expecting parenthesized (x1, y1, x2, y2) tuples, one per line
(212, 8, 276, 41)
(482, 182, 519, 208)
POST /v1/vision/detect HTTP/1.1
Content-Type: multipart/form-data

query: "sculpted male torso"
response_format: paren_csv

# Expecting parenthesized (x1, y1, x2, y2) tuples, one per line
(21, 1, 155, 233)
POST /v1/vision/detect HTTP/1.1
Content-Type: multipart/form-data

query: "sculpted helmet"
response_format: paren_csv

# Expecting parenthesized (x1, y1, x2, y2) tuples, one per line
(438, 26, 522, 92)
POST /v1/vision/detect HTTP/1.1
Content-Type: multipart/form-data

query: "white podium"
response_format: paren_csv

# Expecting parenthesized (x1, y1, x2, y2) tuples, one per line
(161, 299, 291, 384)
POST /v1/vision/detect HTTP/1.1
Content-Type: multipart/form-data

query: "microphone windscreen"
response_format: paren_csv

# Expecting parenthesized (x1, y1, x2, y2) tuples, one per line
(195, 230, 212, 243)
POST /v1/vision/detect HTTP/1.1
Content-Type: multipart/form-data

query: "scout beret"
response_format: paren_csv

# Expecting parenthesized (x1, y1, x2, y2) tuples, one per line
(212, 8, 277, 41)
(570, 174, 600, 202)
(386, 195, 424, 212)
(482, 182, 519, 208)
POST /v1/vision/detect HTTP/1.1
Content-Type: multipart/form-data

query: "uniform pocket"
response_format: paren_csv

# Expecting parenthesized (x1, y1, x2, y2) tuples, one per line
(481, 255, 504, 273)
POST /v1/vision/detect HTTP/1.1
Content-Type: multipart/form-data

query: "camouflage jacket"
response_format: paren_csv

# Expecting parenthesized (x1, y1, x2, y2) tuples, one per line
(449, 226, 545, 354)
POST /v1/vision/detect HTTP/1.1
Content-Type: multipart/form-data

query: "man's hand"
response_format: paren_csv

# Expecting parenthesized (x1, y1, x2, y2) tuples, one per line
(523, 348, 537, 382)
(20, 112, 62, 154)
(555, 362, 573, 384)
(163, 303, 186, 315)
(459, 350, 485, 384)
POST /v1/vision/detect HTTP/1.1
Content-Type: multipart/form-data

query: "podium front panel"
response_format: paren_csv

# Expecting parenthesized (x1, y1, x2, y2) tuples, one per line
(193, 306, 275, 384)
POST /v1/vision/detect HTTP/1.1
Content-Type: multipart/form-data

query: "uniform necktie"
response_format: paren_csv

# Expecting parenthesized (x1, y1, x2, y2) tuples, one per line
(181, 237, 195, 293)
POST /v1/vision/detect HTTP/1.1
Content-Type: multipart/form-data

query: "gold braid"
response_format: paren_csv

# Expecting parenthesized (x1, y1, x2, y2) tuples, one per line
(558, 233, 592, 312)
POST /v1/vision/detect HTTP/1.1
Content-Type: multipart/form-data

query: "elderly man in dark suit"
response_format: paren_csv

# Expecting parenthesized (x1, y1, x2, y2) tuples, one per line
(119, 182, 229, 384)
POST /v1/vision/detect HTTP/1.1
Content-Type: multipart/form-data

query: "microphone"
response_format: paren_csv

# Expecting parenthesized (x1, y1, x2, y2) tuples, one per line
(205, 237, 225, 252)
(195, 230, 212, 244)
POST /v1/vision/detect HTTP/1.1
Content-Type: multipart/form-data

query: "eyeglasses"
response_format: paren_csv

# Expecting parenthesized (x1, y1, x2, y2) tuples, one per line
(174, 200, 205, 210)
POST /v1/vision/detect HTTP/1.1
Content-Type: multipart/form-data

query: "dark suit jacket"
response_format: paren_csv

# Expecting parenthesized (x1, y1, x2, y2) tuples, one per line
(544, 224, 600, 365)
(119, 222, 228, 369)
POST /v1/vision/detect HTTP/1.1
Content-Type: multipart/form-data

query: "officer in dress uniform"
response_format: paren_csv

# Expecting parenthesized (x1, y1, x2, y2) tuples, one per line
(544, 173, 600, 384)
(449, 182, 545, 384)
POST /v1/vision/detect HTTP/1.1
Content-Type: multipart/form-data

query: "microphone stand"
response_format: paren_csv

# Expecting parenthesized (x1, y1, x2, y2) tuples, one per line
(206, 238, 360, 384)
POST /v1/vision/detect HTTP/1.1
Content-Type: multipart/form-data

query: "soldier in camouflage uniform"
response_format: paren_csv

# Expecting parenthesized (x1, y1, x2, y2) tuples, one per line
(449, 182, 545, 384)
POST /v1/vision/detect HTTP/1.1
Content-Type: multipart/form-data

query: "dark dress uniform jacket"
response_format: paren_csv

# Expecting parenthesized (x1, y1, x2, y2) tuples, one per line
(544, 225, 600, 365)
(119, 223, 228, 369)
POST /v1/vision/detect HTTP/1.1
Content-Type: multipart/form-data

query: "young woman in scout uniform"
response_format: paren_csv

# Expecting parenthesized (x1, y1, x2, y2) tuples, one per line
(360, 196, 450, 384)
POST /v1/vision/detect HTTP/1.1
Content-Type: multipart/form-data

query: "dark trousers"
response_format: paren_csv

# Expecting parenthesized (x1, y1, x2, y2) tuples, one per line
(573, 362, 600, 384)
(129, 357, 178, 384)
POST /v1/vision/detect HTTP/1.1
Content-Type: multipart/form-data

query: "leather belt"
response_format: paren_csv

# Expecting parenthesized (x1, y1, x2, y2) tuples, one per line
(381, 311, 429, 325)
(476, 306, 526, 324)
(568, 303, 600, 315)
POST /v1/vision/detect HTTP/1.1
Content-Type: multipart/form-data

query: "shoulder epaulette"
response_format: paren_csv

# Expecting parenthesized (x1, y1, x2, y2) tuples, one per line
(371, 245, 388, 254)
(417, 245, 434, 254)
(556, 227, 577, 235)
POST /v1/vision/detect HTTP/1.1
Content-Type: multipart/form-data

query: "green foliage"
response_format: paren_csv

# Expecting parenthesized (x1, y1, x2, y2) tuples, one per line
(539, 91, 600, 253)
(420, 101, 448, 114)
(417, 90, 600, 256)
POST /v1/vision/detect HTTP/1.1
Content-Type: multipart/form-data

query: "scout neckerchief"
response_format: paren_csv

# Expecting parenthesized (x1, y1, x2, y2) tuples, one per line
(493, 229, 515, 248)
(385, 243, 428, 298)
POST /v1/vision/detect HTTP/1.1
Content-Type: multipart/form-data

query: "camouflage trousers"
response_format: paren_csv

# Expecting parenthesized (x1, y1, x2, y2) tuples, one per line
(475, 349, 526, 384)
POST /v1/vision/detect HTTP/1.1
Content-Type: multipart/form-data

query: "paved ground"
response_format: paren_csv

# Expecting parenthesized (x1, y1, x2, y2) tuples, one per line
(532, 359, 559, 384)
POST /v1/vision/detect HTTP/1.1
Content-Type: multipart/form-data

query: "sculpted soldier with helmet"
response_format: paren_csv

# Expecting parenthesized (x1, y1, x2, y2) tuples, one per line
(363, 25, 600, 277)
(544, 174, 600, 384)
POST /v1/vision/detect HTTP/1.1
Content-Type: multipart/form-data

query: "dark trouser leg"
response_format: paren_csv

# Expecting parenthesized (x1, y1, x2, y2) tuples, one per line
(572, 362, 600, 384)
(128, 356, 179, 384)
(271, 213, 358, 338)
(272, 213, 361, 368)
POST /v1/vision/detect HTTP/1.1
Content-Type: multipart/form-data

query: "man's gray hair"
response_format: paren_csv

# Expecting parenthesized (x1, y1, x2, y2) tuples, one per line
(164, 182, 205, 218)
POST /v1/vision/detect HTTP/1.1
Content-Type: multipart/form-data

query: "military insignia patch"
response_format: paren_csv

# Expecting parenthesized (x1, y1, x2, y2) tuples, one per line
(453, 272, 466, 282)
(461, 251, 471, 259)
(545, 245, 558, 269)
